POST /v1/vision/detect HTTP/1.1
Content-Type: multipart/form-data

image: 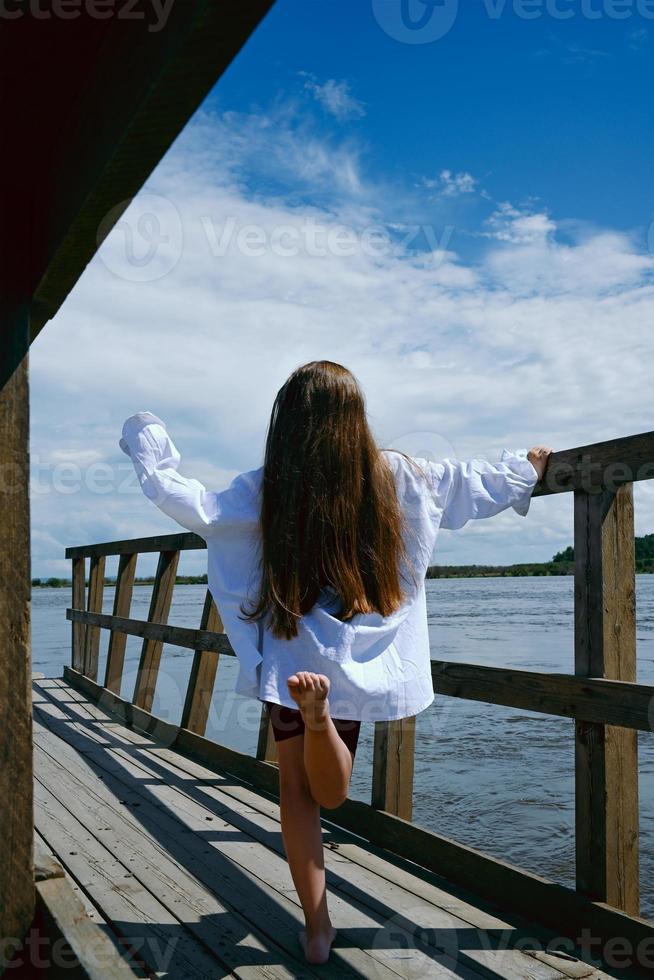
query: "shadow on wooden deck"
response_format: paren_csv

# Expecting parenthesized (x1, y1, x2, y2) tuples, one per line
(31, 676, 627, 979)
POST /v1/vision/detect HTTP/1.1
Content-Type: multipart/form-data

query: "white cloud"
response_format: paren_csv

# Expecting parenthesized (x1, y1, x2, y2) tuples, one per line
(303, 77, 366, 122)
(483, 202, 556, 244)
(30, 107, 654, 576)
(423, 170, 479, 198)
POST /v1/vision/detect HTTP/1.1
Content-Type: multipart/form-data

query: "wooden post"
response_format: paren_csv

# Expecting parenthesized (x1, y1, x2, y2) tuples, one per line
(0, 308, 35, 954)
(181, 590, 222, 736)
(104, 552, 137, 694)
(574, 484, 639, 914)
(372, 717, 416, 820)
(71, 556, 86, 671)
(133, 549, 179, 711)
(82, 554, 106, 680)
(256, 703, 279, 764)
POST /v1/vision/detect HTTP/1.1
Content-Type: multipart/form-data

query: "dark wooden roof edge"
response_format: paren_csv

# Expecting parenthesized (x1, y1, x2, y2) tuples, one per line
(30, 0, 275, 343)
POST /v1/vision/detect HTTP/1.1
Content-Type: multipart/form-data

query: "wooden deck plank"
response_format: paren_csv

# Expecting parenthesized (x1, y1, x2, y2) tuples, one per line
(48, 679, 616, 977)
(33, 835, 144, 980)
(33, 697, 457, 979)
(62, 664, 654, 973)
(34, 723, 320, 980)
(34, 775, 232, 979)
(32, 678, 619, 979)
(37, 678, 618, 979)
(35, 829, 120, 935)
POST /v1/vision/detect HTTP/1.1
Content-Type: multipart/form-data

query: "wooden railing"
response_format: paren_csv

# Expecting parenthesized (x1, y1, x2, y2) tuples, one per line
(65, 430, 654, 938)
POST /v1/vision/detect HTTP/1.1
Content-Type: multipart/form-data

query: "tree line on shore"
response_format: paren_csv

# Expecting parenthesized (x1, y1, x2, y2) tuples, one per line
(32, 535, 654, 587)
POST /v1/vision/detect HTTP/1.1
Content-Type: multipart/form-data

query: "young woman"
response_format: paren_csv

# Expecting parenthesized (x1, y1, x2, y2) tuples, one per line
(120, 359, 552, 965)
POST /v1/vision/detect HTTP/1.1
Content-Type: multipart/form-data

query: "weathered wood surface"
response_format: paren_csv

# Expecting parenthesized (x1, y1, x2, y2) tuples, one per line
(180, 590, 223, 736)
(69, 609, 654, 733)
(67, 608, 234, 656)
(371, 717, 416, 821)
(27, 0, 277, 342)
(430, 661, 653, 731)
(31, 841, 141, 978)
(574, 485, 639, 915)
(59, 667, 652, 978)
(532, 430, 654, 496)
(133, 549, 180, 711)
(83, 554, 106, 681)
(66, 531, 205, 559)
(104, 552, 137, 694)
(33, 676, 622, 980)
(0, 315, 34, 959)
(71, 555, 86, 672)
(256, 701, 279, 764)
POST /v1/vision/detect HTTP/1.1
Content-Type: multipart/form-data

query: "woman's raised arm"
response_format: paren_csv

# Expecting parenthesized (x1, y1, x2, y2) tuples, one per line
(424, 446, 551, 531)
(119, 411, 223, 535)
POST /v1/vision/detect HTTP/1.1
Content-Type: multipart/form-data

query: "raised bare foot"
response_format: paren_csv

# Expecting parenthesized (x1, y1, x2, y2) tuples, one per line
(298, 925, 338, 965)
(287, 671, 331, 730)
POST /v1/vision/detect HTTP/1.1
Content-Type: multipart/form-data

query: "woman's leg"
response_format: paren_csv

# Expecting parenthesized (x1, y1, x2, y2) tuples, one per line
(276, 734, 337, 964)
(287, 671, 353, 809)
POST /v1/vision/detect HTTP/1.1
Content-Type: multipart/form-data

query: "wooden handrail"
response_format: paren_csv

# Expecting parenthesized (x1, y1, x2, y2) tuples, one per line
(65, 608, 654, 732)
(65, 531, 204, 559)
(66, 430, 654, 921)
(66, 609, 234, 655)
(533, 429, 654, 496)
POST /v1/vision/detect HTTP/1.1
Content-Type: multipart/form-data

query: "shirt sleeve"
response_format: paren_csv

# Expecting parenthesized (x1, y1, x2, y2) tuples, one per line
(425, 449, 540, 531)
(119, 411, 224, 536)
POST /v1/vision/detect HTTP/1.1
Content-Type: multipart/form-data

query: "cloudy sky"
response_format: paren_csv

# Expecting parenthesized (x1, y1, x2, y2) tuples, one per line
(30, 1, 654, 578)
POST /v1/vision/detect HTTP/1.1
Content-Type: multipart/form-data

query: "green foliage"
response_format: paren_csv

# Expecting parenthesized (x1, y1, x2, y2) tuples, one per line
(427, 535, 654, 578)
(552, 546, 574, 563)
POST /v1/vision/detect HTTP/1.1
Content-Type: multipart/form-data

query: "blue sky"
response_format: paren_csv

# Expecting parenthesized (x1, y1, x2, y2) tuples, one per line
(30, 0, 654, 577)
(212, 0, 654, 235)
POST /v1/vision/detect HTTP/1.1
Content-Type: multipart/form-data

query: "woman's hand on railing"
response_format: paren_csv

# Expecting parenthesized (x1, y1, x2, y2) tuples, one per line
(527, 446, 554, 481)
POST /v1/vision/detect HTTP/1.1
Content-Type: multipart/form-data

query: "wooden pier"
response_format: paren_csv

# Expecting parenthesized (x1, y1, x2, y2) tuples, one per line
(19, 446, 654, 978)
(30, 675, 611, 979)
(2, 4, 654, 977)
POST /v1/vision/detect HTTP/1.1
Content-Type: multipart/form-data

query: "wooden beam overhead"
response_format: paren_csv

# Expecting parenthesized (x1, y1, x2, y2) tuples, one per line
(0, 1, 275, 343)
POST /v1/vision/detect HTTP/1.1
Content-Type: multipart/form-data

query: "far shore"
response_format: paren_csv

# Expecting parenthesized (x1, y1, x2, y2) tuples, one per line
(31, 561, 654, 589)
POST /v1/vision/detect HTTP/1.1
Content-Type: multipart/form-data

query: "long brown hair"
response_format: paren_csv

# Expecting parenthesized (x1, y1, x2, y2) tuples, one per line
(239, 360, 417, 640)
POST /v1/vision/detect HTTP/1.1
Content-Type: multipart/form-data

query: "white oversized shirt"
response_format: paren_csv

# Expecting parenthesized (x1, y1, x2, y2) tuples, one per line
(120, 412, 539, 722)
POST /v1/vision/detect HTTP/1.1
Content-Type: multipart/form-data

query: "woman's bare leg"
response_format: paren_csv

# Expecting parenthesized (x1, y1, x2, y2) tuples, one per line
(286, 671, 353, 811)
(276, 734, 337, 964)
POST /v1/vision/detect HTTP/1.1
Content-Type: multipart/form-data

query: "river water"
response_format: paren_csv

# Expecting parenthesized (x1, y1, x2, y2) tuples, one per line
(32, 576, 654, 918)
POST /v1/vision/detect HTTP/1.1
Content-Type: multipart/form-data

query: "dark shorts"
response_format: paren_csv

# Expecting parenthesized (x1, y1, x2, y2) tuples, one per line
(264, 701, 361, 756)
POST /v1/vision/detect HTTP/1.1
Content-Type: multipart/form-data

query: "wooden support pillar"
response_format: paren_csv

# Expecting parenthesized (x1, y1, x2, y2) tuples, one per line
(82, 554, 106, 680)
(181, 590, 222, 736)
(574, 484, 639, 914)
(256, 702, 279, 764)
(70, 556, 86, 672)
(133, 549, 179, 712)
(0, 308, 35, 957)
(372, 717, 416, 820)
(104, 552, 137, 694)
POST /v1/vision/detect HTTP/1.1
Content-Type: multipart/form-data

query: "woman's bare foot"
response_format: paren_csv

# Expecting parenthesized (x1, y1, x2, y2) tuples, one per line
(287, 671, 330, 730)
(298, 925, 338, 965)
